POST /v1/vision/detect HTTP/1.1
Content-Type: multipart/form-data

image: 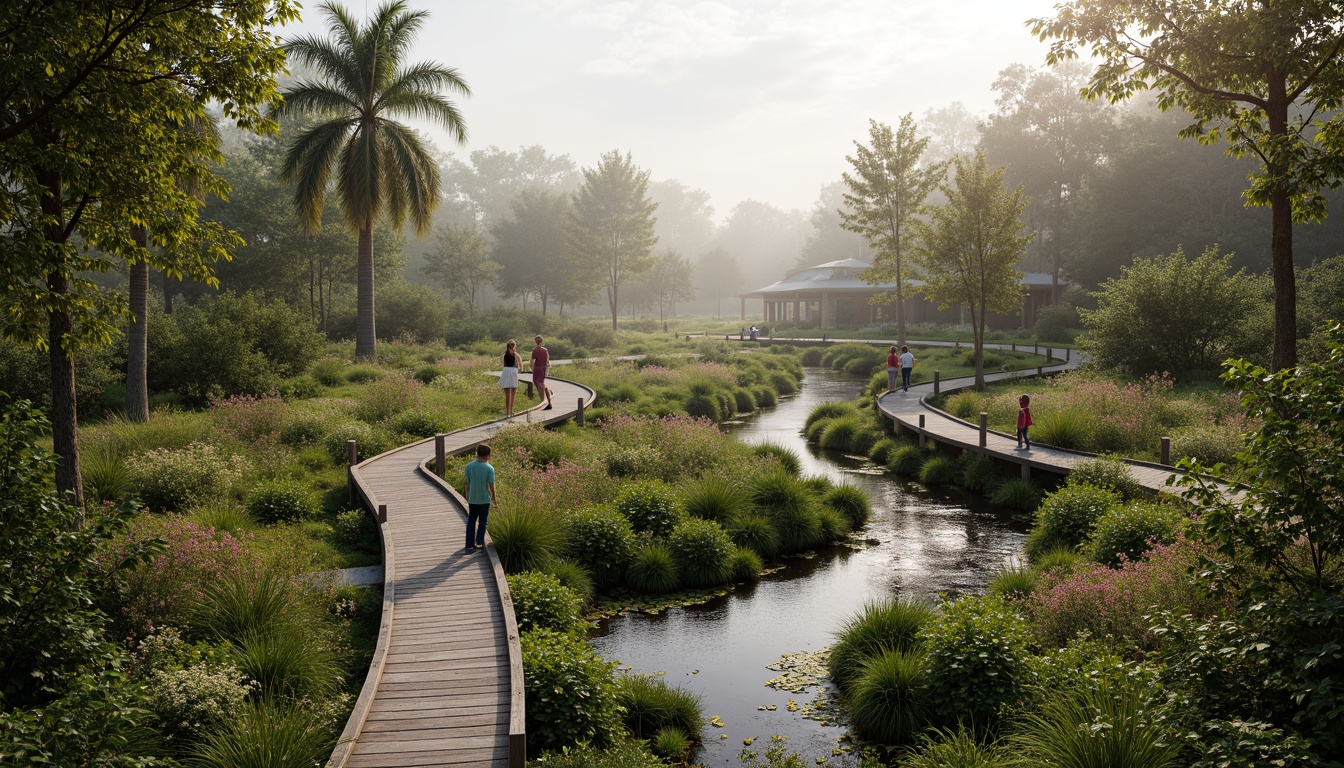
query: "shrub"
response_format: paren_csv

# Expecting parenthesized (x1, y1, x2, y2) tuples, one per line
(1086, 501, 1186, 567)
(343, 363, 382, 383)
(124, 442, 246, 512)
(753, 442, 800, 475)
(1012, 679, 1182, 768)
(391, 408, 447, 438)
(823, 484, 871, 529)
(918, 455, 957, 486)
(209, 393, 288, 444)
(355, 374, 423, 423)
(490, 506, 565, 574)
(521, 628, 621, 756)
(888, 445, 928, 475)
(750, 469, 823, 553)
(1031, 406, 1092, 449)
(1171, 424, 1242, 468)
(323, 421, 395, 463)
(868, 438, 902, 465)
(681, 476, 746, 524)
(603, 444, 661, 479)
(565, 506, 636, 588)
(666, 518, 734, 588)
(530, 739, 663, 768)
(142, 661, 254, 749)
(333, 508, 378, 553)
(614, 480, 680, 537)
(921, 594, 1033, 726)
(309, 358, 344, 386)
(279, 409, 335, 447)
(1067, 455, 1142, 501)
(729, 547, 763, 581)
(188, 700, 334, 768)
(903, 725, 1012, 768)
(245, 478, 317, 524)
(988, 478, 1041, 512)
(626, 544, 680, 594)
(829, 598, 934, 693)
(1028, 483, 1121, 559)
(616, 673, 705, 740)
(508, 572, 585, 634)
(849, 649, 928, 745)
(729, 512, 782, 559)
(542, 560, 594, 606)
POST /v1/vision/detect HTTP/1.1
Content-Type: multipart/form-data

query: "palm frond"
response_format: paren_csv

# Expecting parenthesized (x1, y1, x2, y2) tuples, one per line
(378, 120, 440, 234)
(277, 81, 360, 120)
(378, 90, 468, 143)
(338, 125, 383, 231)
(281, 118, 354, 232)
(282, 35, 364, 102)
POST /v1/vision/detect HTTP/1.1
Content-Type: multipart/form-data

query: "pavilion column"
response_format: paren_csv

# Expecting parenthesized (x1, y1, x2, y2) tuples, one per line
(794, 298, 801, 325)
(820, 292, 831, 330)
(741, 296, 746, 321)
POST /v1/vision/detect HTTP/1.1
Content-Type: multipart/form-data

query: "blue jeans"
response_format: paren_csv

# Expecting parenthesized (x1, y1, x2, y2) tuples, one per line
(901, 367, 912, 390)
(466, 503, 490, 548)
(1017, 427, 1031, 448)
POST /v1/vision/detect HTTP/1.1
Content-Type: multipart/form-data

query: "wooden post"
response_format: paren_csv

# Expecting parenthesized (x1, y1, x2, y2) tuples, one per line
(1037, 365, 1042, 376)
(918, 414, 926, 448)
(435, 434, 446, 477)
(525, 380, 534, 399)
(1021, 462, 1031, 480)
(577, 398, 585, 427)
(979, 412, 988, 449)
(1034, 342, 1038, 355)
(1046, 347, 1053, 361)
(377, 504, 387, 523)
(933, 370, 940, 395)
(1160, 437, 1172, 466)
(347, 439, 358, 504)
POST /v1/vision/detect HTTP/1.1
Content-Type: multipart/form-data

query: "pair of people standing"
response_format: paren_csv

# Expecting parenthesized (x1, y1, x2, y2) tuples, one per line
(499, 336, 553, 417)
(886, 345, 915, 393)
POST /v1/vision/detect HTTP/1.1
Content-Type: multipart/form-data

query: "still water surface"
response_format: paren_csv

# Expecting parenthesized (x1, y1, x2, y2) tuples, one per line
(589, 368, 1027, 766)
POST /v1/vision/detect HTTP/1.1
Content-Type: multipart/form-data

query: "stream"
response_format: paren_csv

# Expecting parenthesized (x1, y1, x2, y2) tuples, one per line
(588, 368, 1028, 766)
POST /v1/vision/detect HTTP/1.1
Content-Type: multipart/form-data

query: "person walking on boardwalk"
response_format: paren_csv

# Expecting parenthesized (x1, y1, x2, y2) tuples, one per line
(899, 345, 915, 392)
(500, 340, 520, 417)
(529, 335, 553, 410)
(463, 443, 496, 553)
(885, 345, 900, 394)
(1017, 395, 1033, 450)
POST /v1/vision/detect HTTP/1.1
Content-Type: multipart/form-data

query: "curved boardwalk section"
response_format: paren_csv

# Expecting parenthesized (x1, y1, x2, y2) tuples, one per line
(330, 376, 596, 768)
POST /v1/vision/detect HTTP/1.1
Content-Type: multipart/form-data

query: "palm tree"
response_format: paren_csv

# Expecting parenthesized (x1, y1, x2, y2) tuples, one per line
(278, 0, 468, 361)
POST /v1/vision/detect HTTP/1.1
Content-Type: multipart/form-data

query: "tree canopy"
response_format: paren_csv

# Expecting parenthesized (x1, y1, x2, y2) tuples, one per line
(567, 150, 659, 330)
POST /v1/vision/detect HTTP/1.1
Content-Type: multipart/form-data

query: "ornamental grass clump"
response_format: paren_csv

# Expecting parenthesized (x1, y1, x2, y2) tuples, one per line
(903, 725, 1011, 768)
(189, 700, 335, 768)
(957, 453, 1003, 495)
(753, 442, 800, 475)
(989, 478, 1042, 512)
(616, 673, 705, 740)
(507, 571, 585, 634)
(194, 567, 309, 645)
(729, 512, 782, 559)
(749, 469, 824, 553)
(918, 455, 957, 486)
(234, 629, 341, 700)
(354, 372, 422, 423)
(666, 517, 734, 588)
(542, 560, 594, 606)
(868, 437, 903, 465)
(1031, 406, 1092, 450)
(521, 628, 622, 757)
(988, 560, 1039, 599)
(615, 479, 681, 537)
(1026, 483, 1121, 561)
(729, 546, 763, 581)
(491, 506, 565, 574)
(921, 594, 1033, 727)
(828, 598, 934, 694)
(816, 506, 851, 539)
(848, 649, 929, 745)
(1011, 678, 1182, 768)
(823, 484, 871, 529)
(564, 506, 636, 588)
(805, 401, 860, 432)
(652, 727, 692, 761)
(323, 420, 395, 462)
(626, 543, 680, 594)
(888, 445, 929, 476)
(681, 476, 747, 524)
(1086, 501, 1186, 567)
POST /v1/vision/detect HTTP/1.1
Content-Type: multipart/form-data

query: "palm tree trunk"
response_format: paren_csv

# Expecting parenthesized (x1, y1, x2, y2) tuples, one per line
(355, 225, 377, 361)
(127, 226, 150, 422)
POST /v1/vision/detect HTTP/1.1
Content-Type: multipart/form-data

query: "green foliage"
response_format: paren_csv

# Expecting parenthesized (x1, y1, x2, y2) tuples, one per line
(615, 480, 681, 537)
(193, 567, 307, 646)
(681, 476, 747, 525)
(234, 629, 340, 700)
(918, 455, 957, 486)
(333, 508, 378, 553)
(988, 478, 1042, 512)
(805, 401, 860, 431)
(816, 506, 851, 539)
(323, 420, 395, 463)
(626, 543, 680, 594)
(134, 635, 253, 750)
(848, 649, 928, 745)
(823, 484, 871, 529)
(490, 506, 564, 575)
(245, 478, 318, 524)
(818, 415, 864, 450)
(888, 445, 929, 475)
(921, 594, 1033, 726)
(603, 444, 661, 479)
(1170, 424, 1242, 469)
(125, 442, 246, 512)
(1028, 484, 1121, 559)
(390, 408, 448, 438)
(666, 517, 734, 588)
(729, 546, 763, 581)
(520, 628, 621, 757)
(988, 561, 1039, 599)
(956, 453, 1003, 495)
(749, 470, 824, 553)
(1191, 719, 1315, 768)
(508, 572, 585, 635)
(530, 738, 664, 768)
(616, 673, 704, 740)
(187, 700, 335, 768)
(1067, 455, 1142, 501)
(1012, 679, 1181, 768)
(753, 442, 800, 475)
(309, 358, 345, 387)
(1031, 407, 1092, 450)
(565, 506, 636, 588)
(652, 726, 692, 760)
(343, 364, 382, 383)
(829, 598, 934, 694)
(903, 725, 1011, 768)
(729, 512, 782, 559)
(752, 385, 778, 408)
(354, 373, 423, 423)
(541, 560, 594, 606)
(568, 151, 659, 330)
(868, 437, 902, 465)
(1079, 246, 1271, 376)
(1087, 501, 1185, 566)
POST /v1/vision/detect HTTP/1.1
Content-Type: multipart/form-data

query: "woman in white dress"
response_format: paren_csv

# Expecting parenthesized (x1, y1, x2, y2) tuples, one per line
(500, 339, 520, 417)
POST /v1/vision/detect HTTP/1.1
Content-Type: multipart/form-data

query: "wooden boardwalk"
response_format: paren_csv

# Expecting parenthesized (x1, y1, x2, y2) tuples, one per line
(329, 375, 596, 768)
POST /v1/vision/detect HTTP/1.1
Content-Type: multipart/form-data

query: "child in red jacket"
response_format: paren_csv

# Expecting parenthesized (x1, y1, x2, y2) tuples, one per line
(1017, 395, 1033, 450)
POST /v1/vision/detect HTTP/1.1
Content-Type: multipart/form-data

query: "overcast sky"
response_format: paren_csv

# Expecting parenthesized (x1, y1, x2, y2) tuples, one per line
(281, 0, 1063, 219)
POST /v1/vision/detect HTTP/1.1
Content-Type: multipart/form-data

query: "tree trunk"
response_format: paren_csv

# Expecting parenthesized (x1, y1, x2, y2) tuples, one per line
(895, 258, 906, 345)
(355, 225, 377, 361)
(162, 269, 174, 314)
(37, 163, 84, 514)
(609, 283, 619, 330)
(127, 227, 150, 422)
(1270, 187, 1297, 371)
(973, 303, 986, 391)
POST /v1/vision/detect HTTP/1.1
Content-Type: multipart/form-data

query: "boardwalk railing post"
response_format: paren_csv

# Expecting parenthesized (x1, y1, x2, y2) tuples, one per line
(918, 414, 926, 448)
(347, 440, 357, 503)
(577, 398, 585, 427)
(1021, 462, 1031, 481)
(1037, 365, 1042, 376)
(1046, 347, 1053, 362)
(377, 504, 387, 523)
(933, 370, 940, 395)
(1011, 342, 1016, 351)
(525, 380, 534, 399)
(1034, 342, 1038, 355)
(435, 434, 446, 477)
(1160, 436, 1172, 466)
(979, 412, 988, 449)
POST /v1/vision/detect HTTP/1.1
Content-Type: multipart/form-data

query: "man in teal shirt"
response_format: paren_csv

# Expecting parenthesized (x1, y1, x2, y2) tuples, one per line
(463, 443, 497, 553)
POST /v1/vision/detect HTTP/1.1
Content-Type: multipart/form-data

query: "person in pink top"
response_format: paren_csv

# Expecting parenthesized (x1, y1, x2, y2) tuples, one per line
(1017, 394, 1033, 450)
(885, 345, 900, 394)
(528, 335, 553, 410)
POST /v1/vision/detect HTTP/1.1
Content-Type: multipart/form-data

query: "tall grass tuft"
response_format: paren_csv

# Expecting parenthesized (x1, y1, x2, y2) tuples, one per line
(1032, 406, 1092, 450)
(824, 484, 871, 529)
(1012, 679, 1182, 768)
(750, 470, 823, 553)
(652, 727, 692, 761)
(903, 725, 1012, 768)
(666, 518, 733, 588)
(234, 630, 339, 700)
(868, 437, 903, 465)
(957, 453, 1003, 495)
(195, 568, 304, 644)
(850, 428, 882, 456)
(81, 446, 128, 504)
(849, 649, 928, 745)
(805, 401, 859, 431)
(543, 560, 594, 606)
(753, 442, 801, 476)
(819, 415, 863, 450)
(490, 506, 565, 574)
(187, 502, 257, 535)
(188, 700, 334, 768)
(627, 544, 680, 594)
(681, 476, 746, 525)
(888, 445, 929, 476)
(616, 674, 704, 740)
(918, 455, 957, 486)
(1033, 546, 1083, 574)
(816, 506, 851, 540)
(987, 560, 1039, 599)
(828, 598, 934, 693)
(728, 512, 782, 559)
(988, 478, 1042, 512)
(729, 547, 763, 581)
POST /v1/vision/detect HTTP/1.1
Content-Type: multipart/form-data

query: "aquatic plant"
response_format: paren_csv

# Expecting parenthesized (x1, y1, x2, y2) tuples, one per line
(828, 598, 934, 693)
(848, 649, 928, 745)
(666, 518, 734, 588)
(816, 506, 851, 539)
(823, 484, 871, 529)
(918, 455, 957, 486)
(867, 437, 903, 465)
(728, 512, 782, 559)
(617, 673, 705, 741)
(653, 727, 692, 761)
(626, 544, 680, 594)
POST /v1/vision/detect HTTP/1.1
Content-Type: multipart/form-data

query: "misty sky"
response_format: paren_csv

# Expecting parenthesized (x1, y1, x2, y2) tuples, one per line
(281, 0, 1063, 218)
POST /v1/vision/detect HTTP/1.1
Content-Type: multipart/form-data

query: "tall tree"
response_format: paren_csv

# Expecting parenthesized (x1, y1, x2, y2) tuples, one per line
(646, 251, 697, 321)
(567, 150, 659, 330)
(648, 179, 717, 258)
(422, 222, 498, 316)
(441, 145, 580, 231)
(278, 0, 469, 362)
(921, 101, 984, 167)
(912, 152, 1034, 389)
(0, 0, 295, 508)
(795, 180, 869, 272)
(1032, 1, 1344, 371)
(842, 116, 945, 345)
(695, 248, 745, 319)
(492, 189, 582, 314)
(713, 199, 809, 281)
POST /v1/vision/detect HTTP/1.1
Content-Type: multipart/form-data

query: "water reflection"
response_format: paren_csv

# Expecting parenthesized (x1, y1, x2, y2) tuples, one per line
(590, 368, 1027, 766)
